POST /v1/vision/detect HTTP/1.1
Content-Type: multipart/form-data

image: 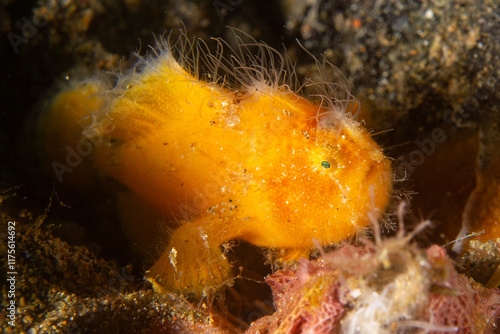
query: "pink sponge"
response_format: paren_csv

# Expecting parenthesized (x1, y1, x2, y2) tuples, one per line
(423, 274, 500, 333)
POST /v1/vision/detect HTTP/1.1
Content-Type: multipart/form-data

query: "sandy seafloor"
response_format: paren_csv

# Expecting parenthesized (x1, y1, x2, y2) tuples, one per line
(0, 0, 500, 333)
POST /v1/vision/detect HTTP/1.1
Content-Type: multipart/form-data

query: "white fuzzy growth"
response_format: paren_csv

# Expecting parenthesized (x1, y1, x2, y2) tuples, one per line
(81, 28, 362, 140)
(340, 255, 430, 334)
(340, 202, 458, 334)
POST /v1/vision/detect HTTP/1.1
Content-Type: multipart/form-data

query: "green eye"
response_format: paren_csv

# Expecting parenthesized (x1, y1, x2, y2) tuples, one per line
(321, 161, 331, 168)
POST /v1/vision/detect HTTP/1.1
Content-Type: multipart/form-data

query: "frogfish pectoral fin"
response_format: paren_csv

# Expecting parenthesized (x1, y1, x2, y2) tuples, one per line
(147, 216, 237, 297)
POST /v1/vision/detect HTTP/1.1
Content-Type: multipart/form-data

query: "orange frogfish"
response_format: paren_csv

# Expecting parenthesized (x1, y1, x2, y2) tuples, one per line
(38, 32, 393, 297)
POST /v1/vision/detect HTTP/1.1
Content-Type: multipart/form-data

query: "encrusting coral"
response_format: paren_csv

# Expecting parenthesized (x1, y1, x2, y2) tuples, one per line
(37, 30, 392, 297)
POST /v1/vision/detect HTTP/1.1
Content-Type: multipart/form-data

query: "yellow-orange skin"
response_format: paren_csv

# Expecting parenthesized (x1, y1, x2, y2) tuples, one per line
(464, 148, 500, 246)
(41, 50, 392, 296)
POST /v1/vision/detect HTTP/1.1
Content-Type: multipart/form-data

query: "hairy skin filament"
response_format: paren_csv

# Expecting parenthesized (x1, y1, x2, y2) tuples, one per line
(39, 30, 393, 297)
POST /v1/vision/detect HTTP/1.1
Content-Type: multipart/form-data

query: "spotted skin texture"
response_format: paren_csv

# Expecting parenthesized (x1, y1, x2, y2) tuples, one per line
(41, 43, 392, 297)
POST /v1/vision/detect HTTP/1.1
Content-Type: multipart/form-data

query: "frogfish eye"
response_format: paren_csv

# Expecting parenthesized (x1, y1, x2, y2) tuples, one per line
(321, 161, 331, 169)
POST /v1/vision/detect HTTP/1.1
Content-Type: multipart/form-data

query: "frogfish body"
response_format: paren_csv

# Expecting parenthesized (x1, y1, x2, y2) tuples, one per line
(39, 35, 392, 296)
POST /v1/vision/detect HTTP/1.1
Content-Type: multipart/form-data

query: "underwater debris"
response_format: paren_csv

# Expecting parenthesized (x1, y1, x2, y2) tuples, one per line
(247, 208, 500, 334)
(38, 30, 392, 297)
